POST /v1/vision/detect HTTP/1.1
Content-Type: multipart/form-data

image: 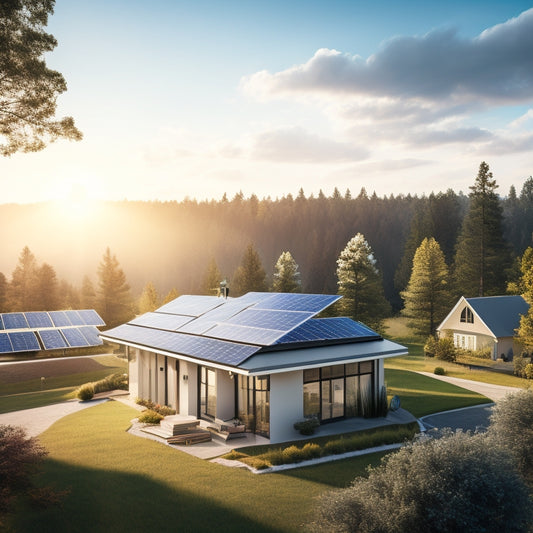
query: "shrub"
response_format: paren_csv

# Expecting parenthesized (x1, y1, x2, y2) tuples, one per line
(310, 431, 532, 533)
(302, 442, 322, 460)
(487, 389, 533, 485)
(282, 445, 303, 464)
(135, 399, 176, 416)
(138, 410, 164, 424)
(424, 335, 437, 357)
(76, 383, 95, 401)
(294, 417, 320, 435)
(434, 337, 456, 362)
(434, 367, 445, 375)
(324, 438, 346, 455)
(93, 373, 128, 393)
(513, 353, 530, 377)
(524, 363, 533, 380)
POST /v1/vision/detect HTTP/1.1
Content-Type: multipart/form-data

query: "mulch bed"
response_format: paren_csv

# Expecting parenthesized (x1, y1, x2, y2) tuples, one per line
(0, 358, 106, 384)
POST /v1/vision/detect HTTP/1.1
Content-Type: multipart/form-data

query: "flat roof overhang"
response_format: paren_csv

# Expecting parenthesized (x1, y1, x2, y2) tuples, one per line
(101, 334, 407, 377)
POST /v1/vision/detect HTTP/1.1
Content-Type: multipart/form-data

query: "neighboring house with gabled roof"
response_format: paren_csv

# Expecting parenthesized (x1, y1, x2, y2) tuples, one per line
(436, 295, 529, 361)
(100, 292, 407, 443)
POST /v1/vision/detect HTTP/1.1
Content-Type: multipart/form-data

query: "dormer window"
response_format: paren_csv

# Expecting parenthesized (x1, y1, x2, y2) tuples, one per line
(460, 306, 474, 323)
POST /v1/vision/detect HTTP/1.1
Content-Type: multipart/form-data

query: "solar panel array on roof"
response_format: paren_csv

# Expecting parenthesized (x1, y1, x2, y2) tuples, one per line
(156, 295, 224, 317)
(130, 312, 192, 331)
(275, 317, 381, 345)
(0, 309, 106, 354)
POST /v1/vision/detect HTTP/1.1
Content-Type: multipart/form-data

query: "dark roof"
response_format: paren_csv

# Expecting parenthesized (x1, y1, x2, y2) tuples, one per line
(101, 292, 405, 370)
(466, 295, 529, 338)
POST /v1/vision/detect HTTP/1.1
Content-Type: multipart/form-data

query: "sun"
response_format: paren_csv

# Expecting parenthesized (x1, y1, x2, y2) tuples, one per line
(51, 179, 101, 223)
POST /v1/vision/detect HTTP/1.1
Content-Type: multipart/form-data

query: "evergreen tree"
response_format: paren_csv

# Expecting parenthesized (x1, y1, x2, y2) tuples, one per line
(80, 275, 97, 309)
(138, 281, 159, 313)
(232, 243, 268, 296)
(336, 233, 390, 330)
(453, 162, 510, 297)
(162, 287, 179, 305)
(7, 246, 38, 311)
(200, 257, 222, 295)
(0, 272, 7, 312)
(33, 263, 60, 310)
(96, 248, 134, 328)
(59, 279, 80, 309)
(401, 238, 450, 337)
(515, 248, 533, 349)
(272, 251, 301, 293)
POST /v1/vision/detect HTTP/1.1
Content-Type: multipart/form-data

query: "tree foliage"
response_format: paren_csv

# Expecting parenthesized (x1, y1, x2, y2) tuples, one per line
(454, 162, 511, 297)
(7, 245, 38, 310)
(138, 281, 159, 314)
(80, 275, 96, 309)
(200, 257, 222, 295)
(336, 233, 390, 330)
(311, 430, 532, 533)
(401, 238, 450, 337)
(96, 247, 134, 328)
(232, 243, 267, 296)
(514, 248, 533, 349)
(0, 272, 7, 312)
(272, 251, 301, 293)
(0, 0, 82, 156)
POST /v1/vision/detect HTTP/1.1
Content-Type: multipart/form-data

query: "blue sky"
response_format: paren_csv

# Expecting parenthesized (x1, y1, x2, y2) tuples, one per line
(2, 0, 533, 203)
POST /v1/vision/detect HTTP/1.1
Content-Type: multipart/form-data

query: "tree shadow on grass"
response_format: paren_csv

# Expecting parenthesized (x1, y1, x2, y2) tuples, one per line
(9, 459, 282, 533)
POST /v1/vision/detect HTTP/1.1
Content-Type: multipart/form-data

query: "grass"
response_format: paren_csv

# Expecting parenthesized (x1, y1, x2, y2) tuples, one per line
(6, 401, 390, 532)
(0, 355, 127, 414)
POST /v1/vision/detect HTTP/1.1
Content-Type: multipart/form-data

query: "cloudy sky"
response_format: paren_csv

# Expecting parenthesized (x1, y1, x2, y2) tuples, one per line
(2, 0, 533, 203)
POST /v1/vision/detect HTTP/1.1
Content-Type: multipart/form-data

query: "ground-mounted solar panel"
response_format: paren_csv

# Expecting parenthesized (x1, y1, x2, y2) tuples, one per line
(2, 313, 29, 330)
(224, 308, 313, 331)
(8, 331, 40, 352)
(0, 315, 3, 330)
(0, 332, 13, 353)
(156, 295, 224, 317)
(253, 293, 341, 313)
(64, 310, 85, 326)
(61, 328, 90, 347)
(130, 312, 192, 331)
(37, 329, 69, 350)
(79, 326, 103, 346)
(275, 318, 381, 344)
(49, 311, 72, 327)
(77, 309, 105, 326)
(25, 311, 54, 329)
(102, 324, 260, 366)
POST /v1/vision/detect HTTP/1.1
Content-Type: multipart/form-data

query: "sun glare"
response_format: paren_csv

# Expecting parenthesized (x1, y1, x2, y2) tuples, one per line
(51, 180, 101, 223)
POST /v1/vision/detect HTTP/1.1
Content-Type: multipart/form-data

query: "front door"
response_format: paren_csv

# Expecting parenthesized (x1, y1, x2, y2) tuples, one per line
(200, 366, 216, 419)
(321, 378, 344, 421)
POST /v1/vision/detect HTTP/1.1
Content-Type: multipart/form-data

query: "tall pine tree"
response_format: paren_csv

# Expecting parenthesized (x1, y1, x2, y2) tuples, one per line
(7, 246, 38, 311)
(96, 248, 134, 328)
(453, 162, 510, 297)
(232, 243, 267, 296)
(401, 238, 450, 337)
(272, 251, 301, 293)
(336, 233, 390, 331)
(138, 281, 159, 314)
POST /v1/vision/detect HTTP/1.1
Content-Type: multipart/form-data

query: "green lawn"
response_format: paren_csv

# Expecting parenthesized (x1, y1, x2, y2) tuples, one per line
(7, 401, 389, 532)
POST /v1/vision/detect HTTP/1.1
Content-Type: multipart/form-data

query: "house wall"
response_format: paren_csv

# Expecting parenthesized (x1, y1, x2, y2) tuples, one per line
(439, 303, 493, 338)
(128, 347, 139, 400)
(216, 370, 235, 421)
(269, 370, 303, 444)
(167, 358, 178, 410)
(178, 360, 198, 417)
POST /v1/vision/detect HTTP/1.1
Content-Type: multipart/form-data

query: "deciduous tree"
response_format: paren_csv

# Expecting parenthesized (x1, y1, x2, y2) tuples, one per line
(0, 0, 82, 156)
(336, 233, 390, 330)
(401, 238, 450, 337)
(272, 251, 301, 293)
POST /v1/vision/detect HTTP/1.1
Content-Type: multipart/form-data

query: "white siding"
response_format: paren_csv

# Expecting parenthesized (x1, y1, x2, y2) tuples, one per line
(269, 370, 303, 444)
(216, 370, 235, 421)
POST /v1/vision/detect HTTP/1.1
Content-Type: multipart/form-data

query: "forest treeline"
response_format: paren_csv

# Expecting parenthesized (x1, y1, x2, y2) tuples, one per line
(1, 176, 533, 313)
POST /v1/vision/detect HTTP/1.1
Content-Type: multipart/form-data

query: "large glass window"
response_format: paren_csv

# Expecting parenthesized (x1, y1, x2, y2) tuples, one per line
(460, 307, 474, 323)
(200, 366, 216, 419)
(303, 362, 375, 422)
(238, 375, 270, 437)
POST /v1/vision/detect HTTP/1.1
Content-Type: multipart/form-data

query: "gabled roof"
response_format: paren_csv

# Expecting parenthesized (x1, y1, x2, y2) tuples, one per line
(466, 295, 529, 338)
(100, 292, 406, 372)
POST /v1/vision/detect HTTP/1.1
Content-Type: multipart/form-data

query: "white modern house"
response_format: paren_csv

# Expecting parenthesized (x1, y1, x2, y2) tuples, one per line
(437, 295, 529, 361)
(100, 292, 407, 443)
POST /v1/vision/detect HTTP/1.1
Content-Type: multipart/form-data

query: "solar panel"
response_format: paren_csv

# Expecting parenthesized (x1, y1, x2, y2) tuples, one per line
(0, 315, 4, 330)
(253, 293, 341, 313)
(8, 331, 40, 352)
(38, 329, 69, 350)
(102, 324, 260, 366)
(64, 310, 85, 326)
(156, 295, 224, 317)
(275, 318, 381, 344)
(224, 308, 313, 331)
(78, 326, 103, 346)
(130, 312, 192, 331)
(178, 301, 253, 335)
(61, 328, 90, 347)
(25, 312, 53, 329)
(2, 313, 29, 330)
(0, 332, 13, 353)
(77, 309, 105, 326)
(205, 323, 285, 345)
(49, 311, 72, 327)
